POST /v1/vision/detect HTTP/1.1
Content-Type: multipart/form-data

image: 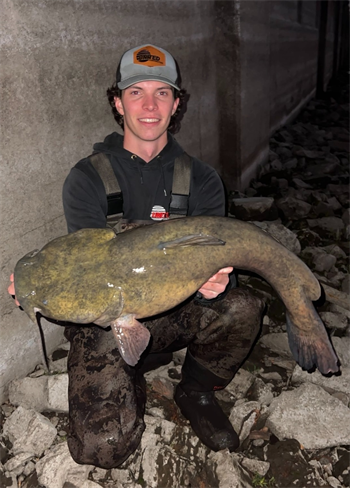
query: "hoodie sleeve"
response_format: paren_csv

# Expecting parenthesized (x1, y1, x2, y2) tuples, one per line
(188, 158, 226, 217)
(62, 165, 107, 233)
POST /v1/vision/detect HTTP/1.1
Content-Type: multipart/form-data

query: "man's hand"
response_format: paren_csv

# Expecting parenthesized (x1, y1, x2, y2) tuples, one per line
(198, 267, 234, 300)
(8, 273, 20, 307)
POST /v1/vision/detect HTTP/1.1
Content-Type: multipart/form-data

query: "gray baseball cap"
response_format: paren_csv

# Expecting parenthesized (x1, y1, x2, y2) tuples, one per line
(116, 44, 181, 90)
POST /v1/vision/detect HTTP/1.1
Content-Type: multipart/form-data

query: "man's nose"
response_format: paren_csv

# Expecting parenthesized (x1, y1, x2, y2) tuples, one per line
(142, 95, 158, 111)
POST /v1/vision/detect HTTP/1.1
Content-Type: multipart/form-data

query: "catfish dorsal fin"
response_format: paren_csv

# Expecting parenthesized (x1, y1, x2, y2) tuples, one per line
(158, 234, 225, 249)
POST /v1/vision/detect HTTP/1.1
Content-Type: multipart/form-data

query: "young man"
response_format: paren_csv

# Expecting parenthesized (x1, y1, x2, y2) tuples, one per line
(10, 44, 264, 469)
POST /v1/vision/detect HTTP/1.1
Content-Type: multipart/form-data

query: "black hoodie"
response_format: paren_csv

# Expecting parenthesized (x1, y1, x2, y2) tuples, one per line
(62, 132, 225, 233)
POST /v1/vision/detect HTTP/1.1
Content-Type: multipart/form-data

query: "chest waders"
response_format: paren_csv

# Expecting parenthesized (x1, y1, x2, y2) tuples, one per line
(64, 152, 264, 468)
(90, 152, 192, 232)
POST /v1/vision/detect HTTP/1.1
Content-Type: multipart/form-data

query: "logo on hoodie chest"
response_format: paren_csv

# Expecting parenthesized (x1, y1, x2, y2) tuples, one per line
(150, 205, 169, 221)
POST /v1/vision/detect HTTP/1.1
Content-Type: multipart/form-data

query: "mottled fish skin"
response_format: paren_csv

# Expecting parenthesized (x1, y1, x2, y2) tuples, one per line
(14, 216, 339, 373)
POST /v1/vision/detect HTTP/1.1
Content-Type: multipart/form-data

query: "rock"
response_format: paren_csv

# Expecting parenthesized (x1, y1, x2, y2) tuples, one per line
(4, 452, 34, 477)
(229, 401, 260, 442)
(276, 196, 312, 220)
(252, 221, 301, 254)
(125, 414, 205, 488)
(327, 184, 350, 207)
(229, 197, 278, 221)
(283, 158, 298, 170)
(292, 364, 350, 396)
(224, 369, 255, 400)
(322, 244, 347, 260)
(240, 457, 270, 477)
(307, 217, 345, 240)
(247, 378, 274, 406)
(300, 247, 337, 272)
(9, 374, 69, 413)
(319, 311, 348, 330)
(292, 177, 313, 189)
(3, 406, 57, 457)
(266, 383, 350, 449)
(342, 208, 350, 226)
(341, 275, 350, 294)
(259, 333, 293, 359)
(207, 451, 252, 488)
(258, 371, 282, 382)
(36, 442, 93, 488)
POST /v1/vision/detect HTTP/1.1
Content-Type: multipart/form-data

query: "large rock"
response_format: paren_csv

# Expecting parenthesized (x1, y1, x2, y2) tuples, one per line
(307, 217, 345, 240)
(36, 442, 93, 488)
(207, 451, 252, 488)
(276, 196, 312, 220)
(229, 197, 278, 221)
(252, 221, 301, 254)
(3, 406, 57, 457)
(9, 374, 69, 413)
(292, 365, 350, 397)
(259, 333, 293, 359)
(300, 247, 337, 273)
(266, 383, 350, 449)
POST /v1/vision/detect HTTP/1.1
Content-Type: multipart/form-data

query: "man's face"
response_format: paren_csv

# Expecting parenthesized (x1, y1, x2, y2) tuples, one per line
(114, 81, 180, 144)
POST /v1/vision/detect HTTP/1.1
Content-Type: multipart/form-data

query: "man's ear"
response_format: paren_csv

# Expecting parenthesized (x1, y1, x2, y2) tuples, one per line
(114, 96, 124, 115)
(172, 97, 180, 115)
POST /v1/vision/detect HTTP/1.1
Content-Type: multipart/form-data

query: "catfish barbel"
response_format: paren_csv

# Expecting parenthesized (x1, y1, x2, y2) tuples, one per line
(14, 216, 339, 374)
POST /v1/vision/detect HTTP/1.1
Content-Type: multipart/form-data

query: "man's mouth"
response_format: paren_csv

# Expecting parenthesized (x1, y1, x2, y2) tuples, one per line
(139, 118, 160, 123)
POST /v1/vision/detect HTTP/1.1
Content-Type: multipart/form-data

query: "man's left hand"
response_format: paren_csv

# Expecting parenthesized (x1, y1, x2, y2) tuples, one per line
(198, 267, 234, 300)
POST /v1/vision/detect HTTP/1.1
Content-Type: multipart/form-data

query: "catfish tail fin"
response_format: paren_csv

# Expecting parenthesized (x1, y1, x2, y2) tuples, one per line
(286, 310, 339, 375)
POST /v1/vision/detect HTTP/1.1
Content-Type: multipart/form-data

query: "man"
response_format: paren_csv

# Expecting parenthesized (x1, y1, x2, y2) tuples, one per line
(10, 44, 264, 469)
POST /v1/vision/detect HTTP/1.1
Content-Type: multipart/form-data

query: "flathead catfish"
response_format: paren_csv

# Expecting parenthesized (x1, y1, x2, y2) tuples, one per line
(14, 216, 339, 374)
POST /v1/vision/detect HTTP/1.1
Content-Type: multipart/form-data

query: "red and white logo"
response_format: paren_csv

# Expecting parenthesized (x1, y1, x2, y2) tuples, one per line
(150, 205, 169, 221)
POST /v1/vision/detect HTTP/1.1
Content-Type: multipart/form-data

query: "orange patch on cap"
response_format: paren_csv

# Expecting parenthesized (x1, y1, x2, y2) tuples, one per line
(133, 46, 166, 67)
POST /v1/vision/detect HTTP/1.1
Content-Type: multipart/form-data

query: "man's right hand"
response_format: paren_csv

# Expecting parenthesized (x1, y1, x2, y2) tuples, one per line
(8, 273, 20, 307)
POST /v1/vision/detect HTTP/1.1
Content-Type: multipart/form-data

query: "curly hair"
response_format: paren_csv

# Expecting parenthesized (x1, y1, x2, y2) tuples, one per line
(106, 84, 188, 134)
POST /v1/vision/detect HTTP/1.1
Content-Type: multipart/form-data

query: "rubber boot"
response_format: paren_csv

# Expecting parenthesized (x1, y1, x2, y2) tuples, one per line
(174, 351, 239, 452)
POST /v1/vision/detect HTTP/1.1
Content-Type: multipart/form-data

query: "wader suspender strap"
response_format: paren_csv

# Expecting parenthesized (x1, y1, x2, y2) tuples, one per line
(90, 151, 192, 227)
(90, 153, 124, 219)
(169, 152, 192, 216)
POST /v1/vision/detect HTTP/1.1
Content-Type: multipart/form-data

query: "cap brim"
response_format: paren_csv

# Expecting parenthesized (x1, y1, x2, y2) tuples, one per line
(118, 75, 180, 91)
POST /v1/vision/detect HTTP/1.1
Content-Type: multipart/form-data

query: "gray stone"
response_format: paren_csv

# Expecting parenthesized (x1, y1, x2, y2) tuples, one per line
(259, 371, 282, 382)
(322, 244, 347, 260)
(208, 451, 253, 488)
(341, 275, 350, 294)
(259, 333, 293, 359)
(229, 401, 260, 442)
(266, 383, 350, 449)
(283, 158, 298, 170)
(3, 406, 57, 457)
(292, 365, 350, 396)
(307, 217, 345, 240)
(9, 374, 69, 413)
(4, 452, 34, 476)
(252, 221, 301, 254)
(342, 208, 350, 226)
(319, 311, 348, 331)
(241, 457, 270, 476)
(248, 378, 274, 406)
(224, 369, 255, 400)
(36, 442, 93, 488)
(332, 337, 350, 366)
(230, 197, 278, 222)
(327, 197, 343, 212)
(300, 247, 337, 273)
(293, 177, 313, 189)
(276, 196, 312, 220)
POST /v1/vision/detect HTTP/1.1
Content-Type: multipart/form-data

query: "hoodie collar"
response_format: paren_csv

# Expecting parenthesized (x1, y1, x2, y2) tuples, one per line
(93, 131, 184, 165)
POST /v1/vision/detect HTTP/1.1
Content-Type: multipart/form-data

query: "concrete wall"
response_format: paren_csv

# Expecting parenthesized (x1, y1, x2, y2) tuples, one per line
(0, 0, 220, 401)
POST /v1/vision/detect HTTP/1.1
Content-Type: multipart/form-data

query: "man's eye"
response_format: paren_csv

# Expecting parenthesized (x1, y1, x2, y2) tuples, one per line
(159, 91, 168, 96)
(130, 90, 140, 95)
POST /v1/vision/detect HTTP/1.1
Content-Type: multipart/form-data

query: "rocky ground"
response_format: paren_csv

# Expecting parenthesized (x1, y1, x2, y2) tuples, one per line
(1, 75, 349, 488)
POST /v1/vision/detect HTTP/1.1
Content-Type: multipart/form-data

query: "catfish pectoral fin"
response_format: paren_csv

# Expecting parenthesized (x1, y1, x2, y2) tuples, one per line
(286, 312, 339, 375)
(111, 314, 151, 366)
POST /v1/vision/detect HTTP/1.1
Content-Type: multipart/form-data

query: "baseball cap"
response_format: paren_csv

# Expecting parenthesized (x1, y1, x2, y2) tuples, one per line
(116, 44, 181, 90)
